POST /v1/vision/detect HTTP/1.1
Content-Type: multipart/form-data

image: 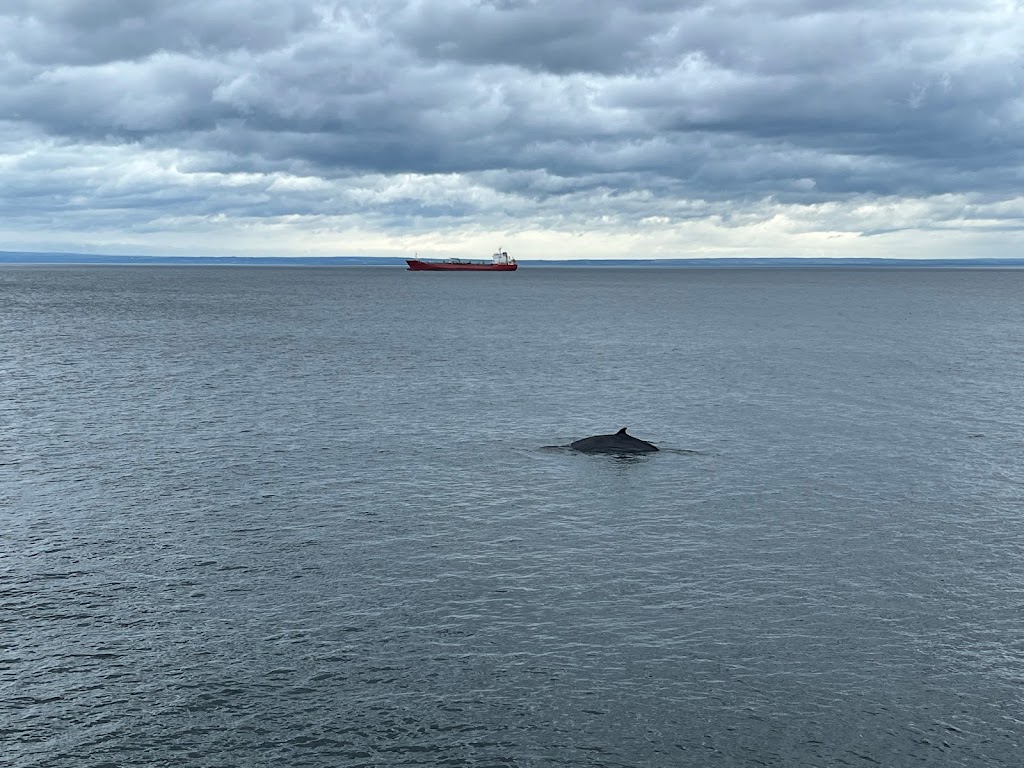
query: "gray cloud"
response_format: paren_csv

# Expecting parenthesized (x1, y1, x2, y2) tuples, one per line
(2, 1, 1023, 257)
(3, 0, 321, 64)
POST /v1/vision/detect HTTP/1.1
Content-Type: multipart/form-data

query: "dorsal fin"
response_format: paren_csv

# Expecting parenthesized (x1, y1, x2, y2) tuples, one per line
(617, 427, 628, 435)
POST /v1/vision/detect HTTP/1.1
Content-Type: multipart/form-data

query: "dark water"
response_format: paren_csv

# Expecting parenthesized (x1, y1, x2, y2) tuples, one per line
(3, 265, 1023, 767)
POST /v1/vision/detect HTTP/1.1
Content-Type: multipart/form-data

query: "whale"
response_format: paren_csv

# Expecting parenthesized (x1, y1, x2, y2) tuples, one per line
(569, 427, 659, 454)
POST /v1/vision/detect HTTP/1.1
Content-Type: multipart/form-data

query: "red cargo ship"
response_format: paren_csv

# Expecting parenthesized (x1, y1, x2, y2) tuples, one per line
(406, 248, 517, 271)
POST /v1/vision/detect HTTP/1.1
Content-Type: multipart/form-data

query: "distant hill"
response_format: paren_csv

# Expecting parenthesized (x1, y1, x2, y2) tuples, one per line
(0, 251, 408, 266)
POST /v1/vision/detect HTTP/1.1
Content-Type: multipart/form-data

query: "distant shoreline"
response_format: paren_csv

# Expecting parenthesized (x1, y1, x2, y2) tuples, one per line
(3, 251, 1024, 269)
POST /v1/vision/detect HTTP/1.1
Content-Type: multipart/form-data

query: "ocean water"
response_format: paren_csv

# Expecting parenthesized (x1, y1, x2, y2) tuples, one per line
(2, 265, 1022, 767)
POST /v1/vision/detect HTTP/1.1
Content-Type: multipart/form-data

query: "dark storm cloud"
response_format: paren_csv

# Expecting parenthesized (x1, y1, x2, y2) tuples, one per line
(2, 0, 1024, 249)
(391, 0, 679, 74)
(3, 0, 321, 64)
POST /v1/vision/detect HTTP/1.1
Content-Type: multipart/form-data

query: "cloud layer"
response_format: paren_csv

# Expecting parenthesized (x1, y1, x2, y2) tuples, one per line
(3, 0, 1024, 258)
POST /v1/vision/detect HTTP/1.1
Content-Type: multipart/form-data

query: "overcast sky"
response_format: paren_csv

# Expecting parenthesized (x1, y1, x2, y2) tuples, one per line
(3, 0, 1024, 259)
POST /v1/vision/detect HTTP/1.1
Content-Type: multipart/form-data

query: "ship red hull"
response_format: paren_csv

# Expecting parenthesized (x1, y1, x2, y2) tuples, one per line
(406, 260, 517, 271)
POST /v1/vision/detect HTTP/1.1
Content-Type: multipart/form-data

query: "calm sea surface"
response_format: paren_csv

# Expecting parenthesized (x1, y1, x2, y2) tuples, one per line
(2, 265, 1023, 767)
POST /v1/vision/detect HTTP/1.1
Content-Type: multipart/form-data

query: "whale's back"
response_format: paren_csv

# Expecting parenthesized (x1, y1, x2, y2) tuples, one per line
(569, 428, 658, 454)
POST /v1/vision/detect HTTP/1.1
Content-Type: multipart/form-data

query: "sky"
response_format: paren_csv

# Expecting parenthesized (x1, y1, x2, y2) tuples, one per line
(2, 0, 1024, 261)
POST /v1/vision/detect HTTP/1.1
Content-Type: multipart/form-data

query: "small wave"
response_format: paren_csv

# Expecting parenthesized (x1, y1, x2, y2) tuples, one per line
(539, 444, 702, 455)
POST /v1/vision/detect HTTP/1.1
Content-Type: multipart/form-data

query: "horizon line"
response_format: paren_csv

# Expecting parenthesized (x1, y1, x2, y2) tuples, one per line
(3, 250, 1024, 268)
